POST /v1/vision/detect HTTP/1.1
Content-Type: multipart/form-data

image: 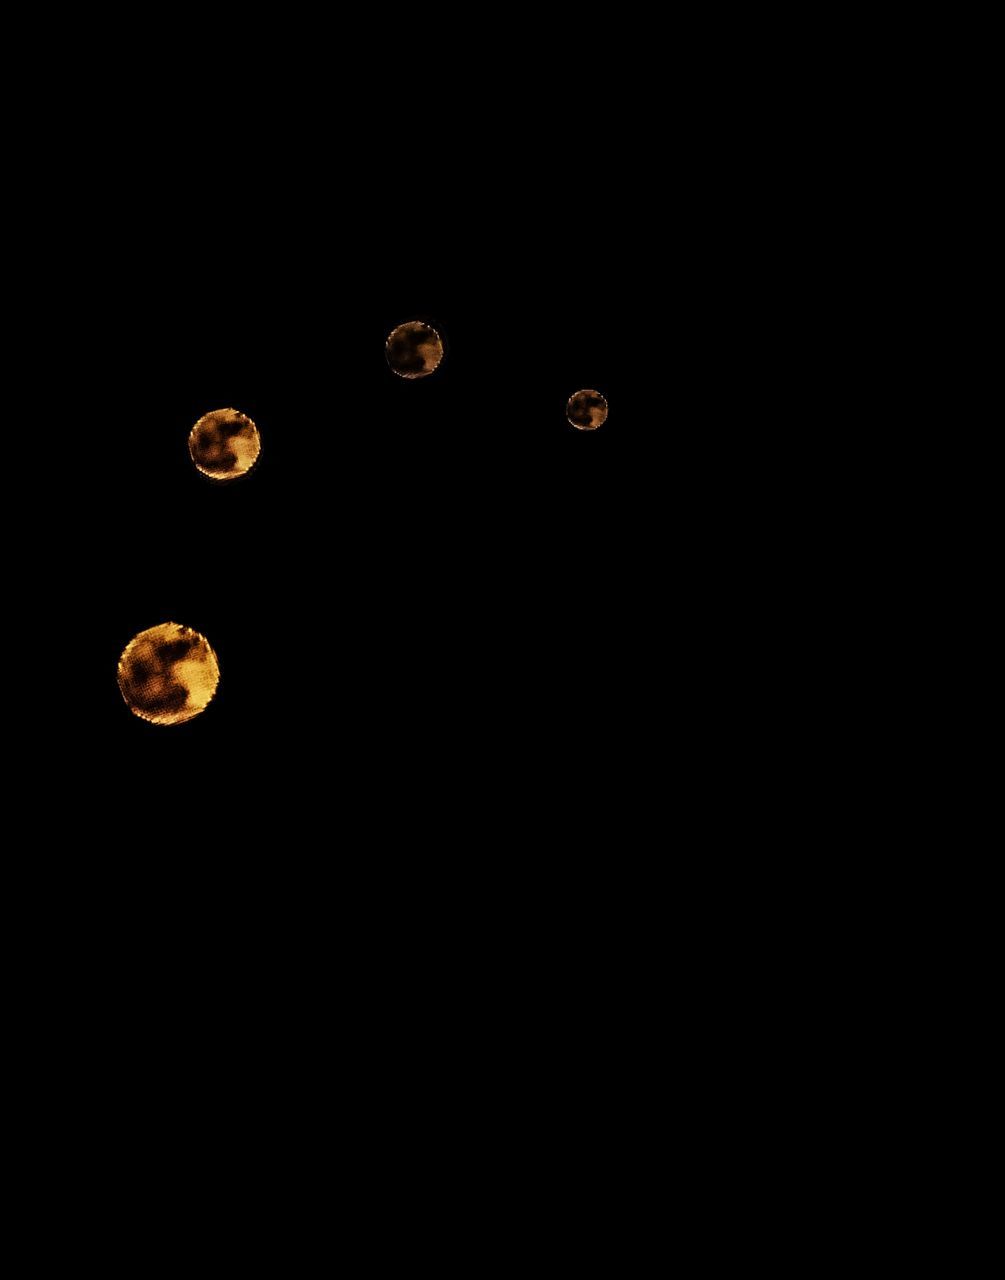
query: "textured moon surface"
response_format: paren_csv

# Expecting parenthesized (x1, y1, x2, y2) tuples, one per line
(189, 408, 261, 480)
(117, 623, 221, 725)
(385, 321, 444, 379)
(567, 389, 609, 431)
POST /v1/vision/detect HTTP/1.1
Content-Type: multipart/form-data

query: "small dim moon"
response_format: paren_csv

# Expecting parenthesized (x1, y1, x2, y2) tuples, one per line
(117, 623, 221, 726)
(189, 408, 262, 480)
(567, 389, 608, 431)
(385, 321, 445, 379)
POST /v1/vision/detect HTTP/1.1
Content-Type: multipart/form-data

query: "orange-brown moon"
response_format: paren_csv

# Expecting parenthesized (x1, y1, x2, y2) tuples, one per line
(567, 389, 609, 431)
(117, 623, 221, 725)
(385, 321, 444, 379)
(189, 408, 262, 480)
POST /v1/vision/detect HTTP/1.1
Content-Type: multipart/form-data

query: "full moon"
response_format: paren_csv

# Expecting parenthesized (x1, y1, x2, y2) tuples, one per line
(385, 321, 444, 379)
(189, 408, 262, 480)
(117, 623, 221, 725)
(567, 389, 609, 431)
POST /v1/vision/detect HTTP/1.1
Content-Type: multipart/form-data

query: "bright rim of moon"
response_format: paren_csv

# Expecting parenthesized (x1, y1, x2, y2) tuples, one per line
(567, 389, 609, 431)
(385, 320, 445, 379)
(117, 622, 221, 726)
(189, 407, 262, 480)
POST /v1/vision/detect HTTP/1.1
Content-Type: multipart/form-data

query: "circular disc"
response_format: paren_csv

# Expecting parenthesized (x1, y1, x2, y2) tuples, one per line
(385, 321, 445, 379)
(117, 622, 221, 725)
(567, 389, 609, 431)
(189, 408, 262, 480)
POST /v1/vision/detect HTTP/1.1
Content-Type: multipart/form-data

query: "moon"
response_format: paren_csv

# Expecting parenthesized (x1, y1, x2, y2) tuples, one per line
(117, 623, 221, 725)
(567, 389, 609, 431)
(385, 321, 444, 379)
(189, 408, 262, 480)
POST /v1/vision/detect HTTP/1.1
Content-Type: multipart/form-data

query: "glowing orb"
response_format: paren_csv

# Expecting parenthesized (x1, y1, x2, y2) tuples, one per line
(189, 408, 262, 480)
(566, 389, 608, 431)
(385, 321, 444, 379)
(117, 622, 221, 725)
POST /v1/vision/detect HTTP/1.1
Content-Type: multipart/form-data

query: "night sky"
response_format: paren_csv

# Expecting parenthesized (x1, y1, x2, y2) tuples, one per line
(70, 216, 649, 831)
(28, 41, 688, 1234)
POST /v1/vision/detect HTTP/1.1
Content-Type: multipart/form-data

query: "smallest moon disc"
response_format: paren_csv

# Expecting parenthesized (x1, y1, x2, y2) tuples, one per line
(567, 389, 609, 431)
(117, 622, 221, 726)
(189, 408, 262, 479)
(385, 321, 445, 379)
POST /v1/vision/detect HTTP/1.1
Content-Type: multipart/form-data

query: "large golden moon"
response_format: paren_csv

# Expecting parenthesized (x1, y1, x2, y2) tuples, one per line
(566, 389, 609, 431)
(117, 623, 221, 725)
(385, 321, 444, 379)
(189, 408, 262, 480)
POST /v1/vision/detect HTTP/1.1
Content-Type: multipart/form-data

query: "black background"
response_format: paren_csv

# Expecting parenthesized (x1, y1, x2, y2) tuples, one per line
(25, 42, 701, 1229)
(20, 33, 896, 1233)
